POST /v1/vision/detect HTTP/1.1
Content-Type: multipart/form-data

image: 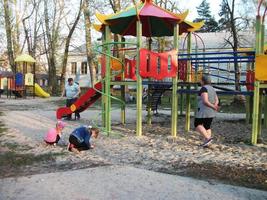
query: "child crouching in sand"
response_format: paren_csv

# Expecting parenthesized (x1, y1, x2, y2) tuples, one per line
(44, 121, 67, 145)
(68, 126, 99, 153)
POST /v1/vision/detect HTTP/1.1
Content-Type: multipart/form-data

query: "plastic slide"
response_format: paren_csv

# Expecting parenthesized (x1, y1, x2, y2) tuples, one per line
(34, 83, 50, 98)
(56, 82, 102, 119)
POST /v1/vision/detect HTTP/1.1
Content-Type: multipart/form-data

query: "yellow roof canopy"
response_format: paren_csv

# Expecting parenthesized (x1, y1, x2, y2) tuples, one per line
(15, 54, 36, 63)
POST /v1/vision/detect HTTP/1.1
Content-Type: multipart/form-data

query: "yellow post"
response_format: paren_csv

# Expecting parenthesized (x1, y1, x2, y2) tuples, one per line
(185, 32, 192, 132)
(252, 81, 260, 144)
(136, 20, 143, 136)
(171, 23, 179, 137)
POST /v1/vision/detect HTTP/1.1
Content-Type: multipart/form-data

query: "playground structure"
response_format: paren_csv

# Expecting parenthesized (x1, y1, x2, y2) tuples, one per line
(0, 54, 50, 98)
(56, 0, 267, 145)
(57, 0, 203, 137)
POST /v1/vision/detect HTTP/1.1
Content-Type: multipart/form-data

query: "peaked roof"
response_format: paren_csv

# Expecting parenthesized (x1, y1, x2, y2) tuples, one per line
(94, 0, 202, 37)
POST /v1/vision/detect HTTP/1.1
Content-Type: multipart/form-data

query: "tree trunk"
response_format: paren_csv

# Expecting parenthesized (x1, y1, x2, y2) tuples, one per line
(14, 0, 20, 56)
(83, 0, 96, 86)
(230, 0, 240, 91)
(60, 0, 83, 90)
(3, 0, 15, 72)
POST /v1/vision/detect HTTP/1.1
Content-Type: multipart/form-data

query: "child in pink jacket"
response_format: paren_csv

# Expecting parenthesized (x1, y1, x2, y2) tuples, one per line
(44, 121, 66, 145)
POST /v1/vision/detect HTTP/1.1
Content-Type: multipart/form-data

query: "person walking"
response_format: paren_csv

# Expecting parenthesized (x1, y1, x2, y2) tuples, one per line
(194, 74, 219, 147)
(61, 78, 81, 120)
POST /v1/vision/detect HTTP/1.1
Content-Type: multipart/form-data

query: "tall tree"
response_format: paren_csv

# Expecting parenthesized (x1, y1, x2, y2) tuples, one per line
(194, 0, 219, 32)
(3, 0, 15, 72)
(44, 0, 63, 94)
(60, 0, 83, 90)
(83, 0, 97, 86)
(218, 0, 251, 91)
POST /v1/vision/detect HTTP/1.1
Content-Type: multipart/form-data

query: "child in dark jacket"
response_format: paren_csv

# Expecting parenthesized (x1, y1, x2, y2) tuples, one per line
(68, 126, 99, 153)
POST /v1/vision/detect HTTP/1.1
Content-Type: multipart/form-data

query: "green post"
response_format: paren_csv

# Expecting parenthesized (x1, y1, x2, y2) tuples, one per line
(252, 81, 260, 144)
(194, 44, 199, 117)
(185, 32, 192, 132)
(105, 26, 111, 134)
(260, 23, 267, 128)
(101, 32, 106, 127)
(245, 62, 251, 124)
(260, 24, 265, 54)
(255, 15, 261, 55)
(147, 85, 152, 125)
(258, 92, 263, 138)
(171, 24, 179, 137)
(251, 15, 262, 144)
(121, 73, 126, 125)
(179, 87, 184, 115)
(245, 96, 251, 124)
(136, 20, 143, 136)
(263, 96, 267, 129)
(120, 37, 126, 125)
(147, 38, 152, 125)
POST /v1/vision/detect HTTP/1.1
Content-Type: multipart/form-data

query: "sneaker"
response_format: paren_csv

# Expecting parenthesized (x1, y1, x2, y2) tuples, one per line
(200, 137, 213, 147)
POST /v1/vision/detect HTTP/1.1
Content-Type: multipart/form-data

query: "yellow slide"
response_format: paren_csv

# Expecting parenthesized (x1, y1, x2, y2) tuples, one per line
(34, 83, 50, 98)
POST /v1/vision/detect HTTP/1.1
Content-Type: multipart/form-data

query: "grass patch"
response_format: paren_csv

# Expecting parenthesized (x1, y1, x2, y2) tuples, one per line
(0, 151, 66, 168)
(2, 142, 33, 151)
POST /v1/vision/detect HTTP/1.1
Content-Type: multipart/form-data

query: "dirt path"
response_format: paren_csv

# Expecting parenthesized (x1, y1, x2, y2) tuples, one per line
(1, 166, 267, 200)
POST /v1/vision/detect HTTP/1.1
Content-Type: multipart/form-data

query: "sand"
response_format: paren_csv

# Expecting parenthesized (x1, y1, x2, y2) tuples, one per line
(0, 97, 266, 199)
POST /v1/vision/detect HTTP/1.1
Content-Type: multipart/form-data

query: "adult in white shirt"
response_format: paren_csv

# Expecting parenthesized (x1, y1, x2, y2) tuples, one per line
(61, 78, 81, 120)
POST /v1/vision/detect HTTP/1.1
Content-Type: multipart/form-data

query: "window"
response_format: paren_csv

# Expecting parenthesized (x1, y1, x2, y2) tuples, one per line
(71, 62, 77, 74)
(168, 55, 171, 72)
(157, 57, 161, 74)
(81, 62, 87, 74)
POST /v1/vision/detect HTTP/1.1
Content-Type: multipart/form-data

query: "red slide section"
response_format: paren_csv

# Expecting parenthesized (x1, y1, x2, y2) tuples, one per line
(56, 82, 102, 119)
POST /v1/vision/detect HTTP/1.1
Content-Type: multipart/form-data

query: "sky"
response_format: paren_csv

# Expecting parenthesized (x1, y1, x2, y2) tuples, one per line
(178, 0, 221, 20)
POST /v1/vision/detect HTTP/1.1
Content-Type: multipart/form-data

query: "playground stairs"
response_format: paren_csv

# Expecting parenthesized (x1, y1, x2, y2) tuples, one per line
(12, 90, 23, 98)
(147, 84, 172, 114)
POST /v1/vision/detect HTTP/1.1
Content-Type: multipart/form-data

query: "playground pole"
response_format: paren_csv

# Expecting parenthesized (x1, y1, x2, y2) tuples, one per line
(105, 25, 111, 134)
(101, 32, 106, 127)
(185, 32, 192, 132)
(120, 36, 126, 125)
(252, 81, 260, 144)
(251, 14, 263, 144)
(136, 20, 143, 136)
(147, 38, 152, 126)
(171, 23, 179, 137)
(260, 22, 267, 128)
(260, 24, 265, 54)
(255, 15, 261, 55)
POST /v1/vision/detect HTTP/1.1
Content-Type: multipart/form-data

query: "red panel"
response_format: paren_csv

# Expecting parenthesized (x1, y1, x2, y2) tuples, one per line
(139, 48, 178, 80)
(178, 60, 187, 81)
(139, 49, 150, 78)
(246, 70, 255, 91)
(158, 52, 168, 79)
(125, 58, 136, 80)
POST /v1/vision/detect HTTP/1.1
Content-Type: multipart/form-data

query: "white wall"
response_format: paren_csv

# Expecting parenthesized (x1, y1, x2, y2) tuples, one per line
(66, 54, 91, 87)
